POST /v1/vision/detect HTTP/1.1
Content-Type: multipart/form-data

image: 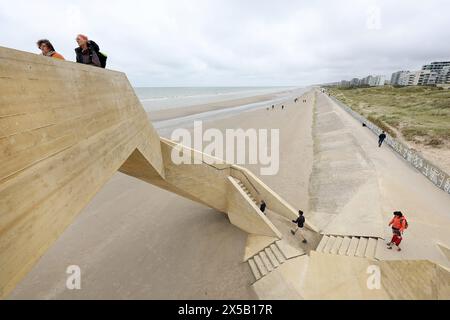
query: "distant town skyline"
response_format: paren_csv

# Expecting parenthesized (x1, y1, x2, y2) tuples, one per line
(330, 60, 450, 88)
(1, 0, 450, 87)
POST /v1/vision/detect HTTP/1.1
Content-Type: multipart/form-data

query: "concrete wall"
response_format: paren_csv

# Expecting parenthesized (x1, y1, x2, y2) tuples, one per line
(0, 46, 165, 298)
(0, 46, 308, 298)
(327, 93, 450, 196)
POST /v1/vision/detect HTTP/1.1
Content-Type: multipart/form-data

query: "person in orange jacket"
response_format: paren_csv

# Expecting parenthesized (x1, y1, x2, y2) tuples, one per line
(387, 211, 408, 251)
(37, 39, 65, 60)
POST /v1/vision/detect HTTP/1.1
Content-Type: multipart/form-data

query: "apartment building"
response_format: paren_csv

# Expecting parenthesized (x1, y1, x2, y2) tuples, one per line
(391, 71, 409, 86)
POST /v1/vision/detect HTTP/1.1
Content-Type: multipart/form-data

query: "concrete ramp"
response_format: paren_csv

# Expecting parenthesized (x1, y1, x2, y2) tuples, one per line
(309, 92, 384, 238)
(0, 46, 306, 298)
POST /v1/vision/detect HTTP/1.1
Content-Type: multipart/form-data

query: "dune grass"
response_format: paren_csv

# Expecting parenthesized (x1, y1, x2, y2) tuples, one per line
(328, 86, 450, 147)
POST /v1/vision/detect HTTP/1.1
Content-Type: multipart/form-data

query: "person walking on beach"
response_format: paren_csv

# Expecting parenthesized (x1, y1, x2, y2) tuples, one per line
(272, 105, 275, 110)
(75, 34, 106, 68)
(378, 131, 387, 147)
(291, 210, 307, 244)
(260, 200, 267, 215)
(37, 39, 65, 60)
(282, 105, 285, 110)
(387, 211, 408, 251)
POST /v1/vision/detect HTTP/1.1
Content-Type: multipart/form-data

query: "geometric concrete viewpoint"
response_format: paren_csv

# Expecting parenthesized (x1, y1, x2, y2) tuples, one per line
(0, 46, 308, 299)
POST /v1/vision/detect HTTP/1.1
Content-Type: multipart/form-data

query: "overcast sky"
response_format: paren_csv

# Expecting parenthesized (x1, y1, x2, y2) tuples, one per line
(1, 0, 449, 86)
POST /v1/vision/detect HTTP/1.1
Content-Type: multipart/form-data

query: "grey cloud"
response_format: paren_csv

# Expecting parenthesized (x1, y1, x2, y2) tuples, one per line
(0, 0, 449, 86)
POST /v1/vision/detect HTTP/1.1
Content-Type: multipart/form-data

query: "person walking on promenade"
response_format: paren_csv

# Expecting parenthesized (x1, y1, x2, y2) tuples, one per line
(378, 131, 387, 147)
(387, 211, 408, 251)
(260, 200, 267, 215)
(291, 210, 307, 243)
(75, 34, 105, 68)
(37, 39, 65, 60)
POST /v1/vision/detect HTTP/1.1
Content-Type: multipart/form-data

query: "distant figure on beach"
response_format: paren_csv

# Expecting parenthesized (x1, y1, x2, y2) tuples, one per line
(260, 200, 266, 215)
(75, 34, 106, 68)
(378, 131, 387, 147)
(387, 211, 408, 251)
(282, 105, 285, 110)
(294, 98, 298, 103)
(36, 39, 65, 60)
(272, 105, 275, 110)
(291, 210, 307, 243)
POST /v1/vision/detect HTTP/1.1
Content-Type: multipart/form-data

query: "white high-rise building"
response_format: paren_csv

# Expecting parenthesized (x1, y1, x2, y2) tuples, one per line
(373, 75, 386, 86)
(421, 61, 450, 85)
(391, 71, 410, 86)
(407, 71, 423, 86)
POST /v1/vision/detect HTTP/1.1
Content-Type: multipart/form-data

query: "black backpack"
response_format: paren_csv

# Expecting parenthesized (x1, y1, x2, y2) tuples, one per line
(88, 40, 107, 68)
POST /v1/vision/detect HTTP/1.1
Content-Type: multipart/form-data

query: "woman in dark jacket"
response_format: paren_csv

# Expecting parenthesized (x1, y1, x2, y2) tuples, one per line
(75, 34, 101, 67)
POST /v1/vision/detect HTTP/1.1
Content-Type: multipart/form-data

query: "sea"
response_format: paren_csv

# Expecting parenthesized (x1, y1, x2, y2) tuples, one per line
(134, 87, 299, 112)
(134, 86, 307, 135)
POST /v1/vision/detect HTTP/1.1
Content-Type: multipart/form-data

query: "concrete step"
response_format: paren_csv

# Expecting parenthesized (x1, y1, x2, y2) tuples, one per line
(248, 258, 261, 281)
(259, 251, 274, 272)
(270, 244, 286, 264)
(330, 236, 343, 255)
(323, 236, 337, 254)
(365, 238, 378, 259)
(265, 248, 280, 268)
(338, 236, 351, 255)
(316, 235, 329, 252)
(355, 237, 369, 257)
(347, 237, 359, 256)
(375, 238, 386, 260)
(253, 254, 268, 276)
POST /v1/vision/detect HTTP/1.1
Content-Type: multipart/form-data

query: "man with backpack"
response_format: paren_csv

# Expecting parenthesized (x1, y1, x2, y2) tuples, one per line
(387, 211, 408, 251)
(75, 34, 107, 68)
(291, 210, 308, 244)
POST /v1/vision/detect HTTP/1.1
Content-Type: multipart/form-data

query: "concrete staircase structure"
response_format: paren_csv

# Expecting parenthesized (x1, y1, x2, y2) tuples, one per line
(316, 234, 382, 259)
(0, 46, 310, 298)
(1, 47, 449, 300)
(247, 240, 306, 282)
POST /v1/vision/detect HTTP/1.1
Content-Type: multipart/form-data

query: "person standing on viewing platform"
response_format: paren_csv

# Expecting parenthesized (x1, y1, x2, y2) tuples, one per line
(37, 39, 65, 60)
(75, 34, 107, 68)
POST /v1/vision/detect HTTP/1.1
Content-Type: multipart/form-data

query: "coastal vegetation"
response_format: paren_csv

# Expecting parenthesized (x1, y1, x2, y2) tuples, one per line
(328, 86, 450, 148)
